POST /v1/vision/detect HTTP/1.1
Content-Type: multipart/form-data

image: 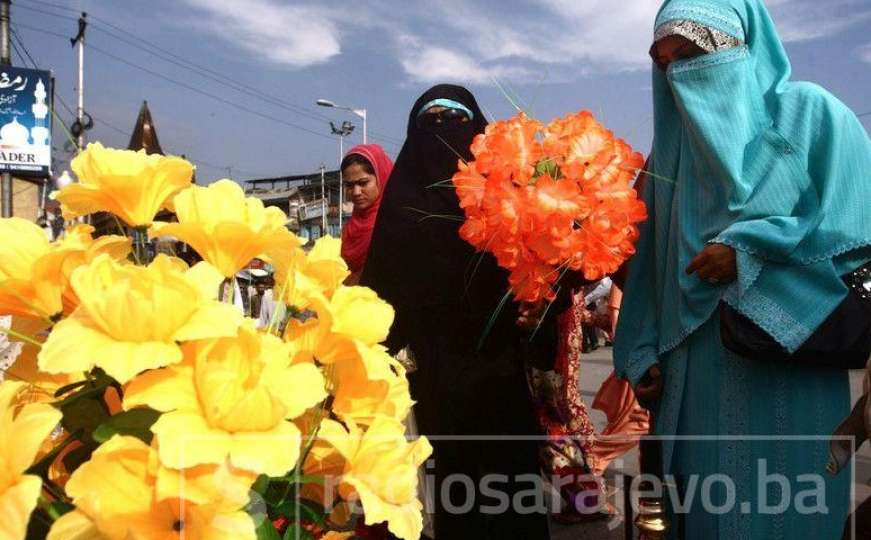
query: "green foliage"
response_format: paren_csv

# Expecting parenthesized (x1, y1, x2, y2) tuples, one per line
(92, 407, 160, 444)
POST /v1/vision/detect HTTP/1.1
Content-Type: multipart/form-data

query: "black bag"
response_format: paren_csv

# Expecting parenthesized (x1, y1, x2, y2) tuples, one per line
(719, 265, 871, 369)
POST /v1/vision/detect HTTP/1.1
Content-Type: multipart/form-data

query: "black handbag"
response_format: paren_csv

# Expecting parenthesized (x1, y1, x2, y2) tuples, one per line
(719, 264, 871, 369)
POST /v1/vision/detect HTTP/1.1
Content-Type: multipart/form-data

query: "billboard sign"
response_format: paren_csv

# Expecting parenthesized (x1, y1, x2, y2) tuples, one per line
(298, 198, 327, 222)
(0, 66, 52, 176)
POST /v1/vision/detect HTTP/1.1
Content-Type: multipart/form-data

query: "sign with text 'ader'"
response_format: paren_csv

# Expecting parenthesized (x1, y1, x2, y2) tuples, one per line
(0, 66, 52, 176)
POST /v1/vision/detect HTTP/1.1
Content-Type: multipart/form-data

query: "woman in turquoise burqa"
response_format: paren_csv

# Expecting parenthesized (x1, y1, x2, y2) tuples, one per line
(615, 0, 871, 537)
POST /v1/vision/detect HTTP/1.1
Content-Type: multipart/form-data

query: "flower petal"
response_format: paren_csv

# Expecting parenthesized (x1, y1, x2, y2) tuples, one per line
(0, 475, 43, 540)
(229, 421, 301, 476)
(37, 315, 107, 376)
(172, 302, 243, 342)
(123, 364, 198, 413)
(98, 340, 183, 384)
(152, 411, 232, 470)
(46, 509, 102, 540)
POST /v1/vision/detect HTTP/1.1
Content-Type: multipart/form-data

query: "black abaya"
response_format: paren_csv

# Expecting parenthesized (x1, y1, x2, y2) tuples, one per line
(361, 85, 552, 539)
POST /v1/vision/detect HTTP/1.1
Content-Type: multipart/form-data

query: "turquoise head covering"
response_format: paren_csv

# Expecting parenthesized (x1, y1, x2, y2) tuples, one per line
(616, 0, 871, 384)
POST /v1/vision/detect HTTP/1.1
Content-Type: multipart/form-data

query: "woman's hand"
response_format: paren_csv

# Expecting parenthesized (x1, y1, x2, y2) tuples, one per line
(635, 365, 663, 402)
(686, 243, 737, 285)
(517, 300, 547, 331)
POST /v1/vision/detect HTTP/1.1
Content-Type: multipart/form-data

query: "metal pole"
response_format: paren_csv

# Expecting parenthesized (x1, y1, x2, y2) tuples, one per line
(338, 134, 343, 230)
(320, 165, 326, 235)
(361, 110, 367, 144)
(76, 14, 86, 151)
(1, 0, 12, 218)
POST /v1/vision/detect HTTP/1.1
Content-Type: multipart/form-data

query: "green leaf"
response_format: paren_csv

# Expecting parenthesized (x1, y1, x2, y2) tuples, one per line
(53, 379, 88, 398)
(92, 407, 161, 444)
(61, 443, 94, 472)
(46, 501, 74, 520)
(59, 397, 109, 439)
(282, 523, 314, 540)
(254, 518, 282, 540)
(270, 474, 325, 486)
(25, 508, 52, 540)
(252, 474, 270, 497)
(53, 372, 113, 409)
(273, 499, 327, 527)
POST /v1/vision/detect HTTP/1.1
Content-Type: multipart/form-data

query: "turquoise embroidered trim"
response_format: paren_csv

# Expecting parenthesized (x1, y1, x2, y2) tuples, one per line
(416, 99, 474, 120)
(722, 284, 812, 352)
(669, 45, 750, 75)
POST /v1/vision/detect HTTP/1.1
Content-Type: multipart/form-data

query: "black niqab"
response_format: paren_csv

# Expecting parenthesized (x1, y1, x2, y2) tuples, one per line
(361, 85, 508, 324)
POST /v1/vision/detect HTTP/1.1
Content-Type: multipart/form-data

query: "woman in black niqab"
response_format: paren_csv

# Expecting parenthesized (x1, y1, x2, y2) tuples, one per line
(361, 85, 552, 539)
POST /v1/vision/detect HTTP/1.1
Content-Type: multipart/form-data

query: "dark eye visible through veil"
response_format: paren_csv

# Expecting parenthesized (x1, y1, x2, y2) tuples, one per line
(416, 107, 471, 131)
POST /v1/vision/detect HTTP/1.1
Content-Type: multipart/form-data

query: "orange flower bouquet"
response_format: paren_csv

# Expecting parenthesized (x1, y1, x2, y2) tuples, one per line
(453, 111, 647, 303)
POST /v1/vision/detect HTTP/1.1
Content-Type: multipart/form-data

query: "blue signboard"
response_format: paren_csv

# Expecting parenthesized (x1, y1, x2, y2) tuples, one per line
(0, 66, 52, 176)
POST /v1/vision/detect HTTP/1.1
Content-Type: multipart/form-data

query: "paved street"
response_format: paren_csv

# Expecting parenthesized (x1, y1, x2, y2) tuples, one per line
(550, 346, 871, 540)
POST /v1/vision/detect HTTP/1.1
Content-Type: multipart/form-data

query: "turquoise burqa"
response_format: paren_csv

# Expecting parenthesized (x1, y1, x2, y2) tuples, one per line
(614, 0, 871, 537)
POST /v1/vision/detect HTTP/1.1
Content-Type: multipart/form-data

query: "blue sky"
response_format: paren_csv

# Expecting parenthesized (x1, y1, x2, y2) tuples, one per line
(10, 0, 871, 183)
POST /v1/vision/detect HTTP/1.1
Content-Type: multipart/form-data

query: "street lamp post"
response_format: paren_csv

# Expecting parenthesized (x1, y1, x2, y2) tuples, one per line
(316, 99, 367, 144)
(330, 121, 354, 231)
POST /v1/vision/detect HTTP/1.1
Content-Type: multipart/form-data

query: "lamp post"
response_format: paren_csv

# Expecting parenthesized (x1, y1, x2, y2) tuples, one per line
(330, 121, 354, 231)
(316, 99, 367, 144)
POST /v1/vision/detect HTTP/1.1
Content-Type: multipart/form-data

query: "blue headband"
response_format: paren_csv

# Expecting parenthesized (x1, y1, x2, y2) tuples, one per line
(416, 98, 474, 120)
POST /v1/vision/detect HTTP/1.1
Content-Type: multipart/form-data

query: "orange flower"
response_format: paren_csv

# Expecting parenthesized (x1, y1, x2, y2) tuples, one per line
(453, 161, 486, 210)
(452, 110, 647, 303)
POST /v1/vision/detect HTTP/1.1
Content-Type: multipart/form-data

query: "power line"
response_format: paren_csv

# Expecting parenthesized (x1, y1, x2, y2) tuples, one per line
(16, 1, 403, 147)
(83, 15, 402, 146)
(12, 25, 275, 179)
(14, 3, 78, 22)
(14, 22, 339, 143)
(22, 0, 80, 14)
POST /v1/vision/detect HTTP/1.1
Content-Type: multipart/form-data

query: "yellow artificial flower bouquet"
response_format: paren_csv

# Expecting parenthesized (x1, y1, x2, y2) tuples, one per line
(0, 144, 431, 540)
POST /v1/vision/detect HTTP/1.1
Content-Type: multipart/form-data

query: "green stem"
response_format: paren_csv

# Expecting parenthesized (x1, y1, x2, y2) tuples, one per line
(0, 326, 43, 348)
(131, 227, 150, 265)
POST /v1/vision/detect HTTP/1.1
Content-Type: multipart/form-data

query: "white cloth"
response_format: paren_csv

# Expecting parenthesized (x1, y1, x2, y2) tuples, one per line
(584, 277, 612, 307)
(258, 289, 277, 329)
(0, 316, 23, 383)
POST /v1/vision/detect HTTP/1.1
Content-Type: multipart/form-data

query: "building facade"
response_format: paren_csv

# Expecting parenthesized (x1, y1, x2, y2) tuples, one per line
(244, 168, 351, 243)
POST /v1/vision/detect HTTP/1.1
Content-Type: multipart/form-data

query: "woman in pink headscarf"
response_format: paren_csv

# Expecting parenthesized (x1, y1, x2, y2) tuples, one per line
(339, 144, 393, 283)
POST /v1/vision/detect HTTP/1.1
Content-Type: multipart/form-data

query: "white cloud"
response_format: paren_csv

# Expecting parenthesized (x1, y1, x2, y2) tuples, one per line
(387, 0, 661, 85)
(181, 0, 341, 67)
(397, 35, 534, 85)
(768, 0, 871, 42)
(859, 43, 871, 64)
(178, 0, 871, 84)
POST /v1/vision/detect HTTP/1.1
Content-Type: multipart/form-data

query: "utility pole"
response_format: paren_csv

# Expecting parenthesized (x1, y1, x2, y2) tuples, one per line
(319, 164, 327, 236)
(1, 0, 12, 217)
(330, 121, 354, 230)
(71, 12, 87, 152)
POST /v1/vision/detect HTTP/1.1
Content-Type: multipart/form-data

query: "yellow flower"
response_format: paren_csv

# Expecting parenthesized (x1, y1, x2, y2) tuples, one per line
(151, 179, 299, 278)
(0, 381, 63, 540)
(36, 224, 131, 316)
(270, 236, 349, 310)
(47, 435, 256, 540)
(285, 285, 394, 365)
(319, 418, 432, 540)
(329, 344, 413, 427)
(0, 219, 130, 321)
(56, 142, 194, 227)
(38, 254, 242, 383)
(124, 321, 327, 476)
(0, 325, 76, 403)
(0, 218, 60, 320)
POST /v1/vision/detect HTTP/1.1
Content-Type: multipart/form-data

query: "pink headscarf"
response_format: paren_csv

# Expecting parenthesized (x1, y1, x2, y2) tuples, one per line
(340, 144, 393, 273)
